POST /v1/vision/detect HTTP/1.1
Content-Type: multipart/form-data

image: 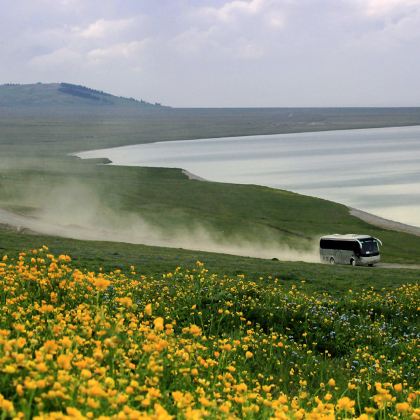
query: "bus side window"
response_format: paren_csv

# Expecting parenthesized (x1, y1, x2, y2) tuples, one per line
(352, 241, 361, 256)
(320, 239, 332, 249)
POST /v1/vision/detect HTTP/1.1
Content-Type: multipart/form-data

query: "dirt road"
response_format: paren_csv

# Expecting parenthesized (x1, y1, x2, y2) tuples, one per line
(1, 207, 419, 269)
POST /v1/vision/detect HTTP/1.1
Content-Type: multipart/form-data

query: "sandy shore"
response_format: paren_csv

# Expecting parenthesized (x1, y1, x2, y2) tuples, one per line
(349, 207, 420, 237)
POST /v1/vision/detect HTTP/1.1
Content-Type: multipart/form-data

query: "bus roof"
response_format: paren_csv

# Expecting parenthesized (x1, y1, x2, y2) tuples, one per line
(320, 234, 373, 241)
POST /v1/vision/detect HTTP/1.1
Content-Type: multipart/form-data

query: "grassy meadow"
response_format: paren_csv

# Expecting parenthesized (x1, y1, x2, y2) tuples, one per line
(2, 108, 420, 268)
(0, 248, 418, 418)
(2, 161, 420, 264)
(0, 107, 419, 418)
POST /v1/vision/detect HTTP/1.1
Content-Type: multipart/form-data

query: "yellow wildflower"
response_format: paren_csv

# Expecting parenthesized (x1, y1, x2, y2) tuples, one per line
(145, 303, 152, 316)
(153, 317, 164, 331)
(394, 383, 403, 392)
(336, 396, 355, 413)
(396, 402, 410, 413)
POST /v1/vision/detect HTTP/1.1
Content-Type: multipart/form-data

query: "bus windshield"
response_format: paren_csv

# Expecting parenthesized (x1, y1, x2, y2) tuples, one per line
(360, 238, 379, 254)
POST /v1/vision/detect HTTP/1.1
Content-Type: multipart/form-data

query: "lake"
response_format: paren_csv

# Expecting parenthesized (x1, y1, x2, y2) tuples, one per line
(76, 125, 420, 228)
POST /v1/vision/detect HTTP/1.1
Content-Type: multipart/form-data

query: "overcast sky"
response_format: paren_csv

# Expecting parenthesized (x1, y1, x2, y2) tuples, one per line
(0, 0, 419, 107)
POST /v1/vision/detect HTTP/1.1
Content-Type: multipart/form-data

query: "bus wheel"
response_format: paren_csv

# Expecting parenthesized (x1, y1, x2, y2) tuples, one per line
(350, 258, 356, 266)
(329, 257, 335, 265)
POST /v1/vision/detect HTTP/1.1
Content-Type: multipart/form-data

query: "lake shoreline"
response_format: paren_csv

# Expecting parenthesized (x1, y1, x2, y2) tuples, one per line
(73, 124, 420, 155)
(74, 125, 420, 229)
(74, 154, 420, 235)
(349, 207, 420, 237)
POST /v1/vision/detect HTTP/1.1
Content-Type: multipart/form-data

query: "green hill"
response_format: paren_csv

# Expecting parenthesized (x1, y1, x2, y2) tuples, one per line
(0, 82, 165, 108)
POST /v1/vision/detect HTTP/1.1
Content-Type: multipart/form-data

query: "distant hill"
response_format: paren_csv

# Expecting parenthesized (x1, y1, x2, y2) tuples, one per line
(0, 82, 167, 109)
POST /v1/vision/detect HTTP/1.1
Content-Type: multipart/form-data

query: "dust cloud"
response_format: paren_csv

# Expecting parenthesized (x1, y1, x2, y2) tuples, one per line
(0, 180, 320, 263)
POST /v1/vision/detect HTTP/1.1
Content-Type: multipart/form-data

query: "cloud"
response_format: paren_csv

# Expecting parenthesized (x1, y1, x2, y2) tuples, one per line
(235, 41, 265, 59)
(268, 13, 285, 28)
(196, 0, 287, 28)
(172, 27, 266, 61)
(87, 40, 149, 62)
(363, 0, 420, 16)
(25, 13, 149, 74)
(348, 0, 420, 49)
(199, 0, 268, 22)
(30, 48, 82, 69)
(171, 0, 287, 62)
(171, 27, 218, 55)
(1, 0, 420, 106)
(30, 39, 149, 71)
(76, 18, 135, 39)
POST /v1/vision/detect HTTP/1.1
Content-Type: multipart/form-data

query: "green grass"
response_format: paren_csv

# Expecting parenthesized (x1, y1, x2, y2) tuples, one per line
(2, 162, 420, 264)
(0, 226, 419, 296)
(1, 109, 420, 269)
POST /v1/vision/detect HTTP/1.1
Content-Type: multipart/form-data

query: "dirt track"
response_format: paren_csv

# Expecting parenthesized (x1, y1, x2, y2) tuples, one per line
(1, 207, 419, 270)
(377, 263, 420, 270)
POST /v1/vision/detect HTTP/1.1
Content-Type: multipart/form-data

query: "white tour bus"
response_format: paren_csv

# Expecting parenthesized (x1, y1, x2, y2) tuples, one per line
(319, 234, 382, 266)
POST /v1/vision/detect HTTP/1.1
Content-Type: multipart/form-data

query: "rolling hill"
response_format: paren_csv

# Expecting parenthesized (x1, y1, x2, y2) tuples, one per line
(0, 82, 166, 109)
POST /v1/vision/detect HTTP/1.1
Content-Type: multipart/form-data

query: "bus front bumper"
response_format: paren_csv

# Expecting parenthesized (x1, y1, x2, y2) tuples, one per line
(358, 255, 380, 266)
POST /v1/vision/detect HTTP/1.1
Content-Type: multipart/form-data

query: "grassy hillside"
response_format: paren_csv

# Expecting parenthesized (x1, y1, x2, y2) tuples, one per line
(1, 110, 420, 265)
(2, 161, 420, 264)
(0, 83, 163, 108)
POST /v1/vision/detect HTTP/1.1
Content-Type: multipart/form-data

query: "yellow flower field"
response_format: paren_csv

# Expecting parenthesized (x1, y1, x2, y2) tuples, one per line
(0, 248, 418, 419)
